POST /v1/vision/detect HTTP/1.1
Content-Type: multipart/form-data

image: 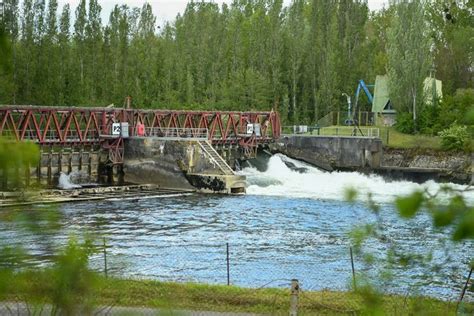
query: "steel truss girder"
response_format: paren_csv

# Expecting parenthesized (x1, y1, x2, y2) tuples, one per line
(0, 106, 281, 145)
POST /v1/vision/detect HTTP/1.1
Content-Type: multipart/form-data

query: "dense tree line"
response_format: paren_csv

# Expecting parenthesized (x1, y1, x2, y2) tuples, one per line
(0, 0, 472, 126)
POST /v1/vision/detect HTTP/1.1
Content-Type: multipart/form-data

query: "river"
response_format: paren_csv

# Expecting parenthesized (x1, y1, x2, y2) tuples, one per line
(1, 154, 473, 301)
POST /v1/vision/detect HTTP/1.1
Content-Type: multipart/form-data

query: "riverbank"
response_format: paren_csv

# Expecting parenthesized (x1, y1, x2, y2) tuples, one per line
(381, 147, 472, 184)
(3, 275, 469, 315)
(0, 184, 194, 207)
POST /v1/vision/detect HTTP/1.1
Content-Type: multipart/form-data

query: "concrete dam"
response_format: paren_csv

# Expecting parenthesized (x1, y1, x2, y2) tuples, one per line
(0, 105, 281, 194)
(3, 105, 465, 196)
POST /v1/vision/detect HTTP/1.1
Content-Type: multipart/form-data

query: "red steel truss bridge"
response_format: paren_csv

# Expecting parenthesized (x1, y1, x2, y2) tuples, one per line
(0, 105, 281, 164)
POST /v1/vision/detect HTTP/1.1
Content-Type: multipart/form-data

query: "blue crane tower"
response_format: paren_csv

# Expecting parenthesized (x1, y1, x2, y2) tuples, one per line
(345, 79, 374, 126)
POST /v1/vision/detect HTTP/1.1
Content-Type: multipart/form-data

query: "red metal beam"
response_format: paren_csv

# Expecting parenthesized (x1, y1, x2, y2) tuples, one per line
(0, 106, 281, 146)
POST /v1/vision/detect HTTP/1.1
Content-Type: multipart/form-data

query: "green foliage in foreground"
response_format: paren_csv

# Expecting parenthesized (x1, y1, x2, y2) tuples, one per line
(347, 184, 474, 315)
(438, 125, 470, 152)
(397, 189, 474, 241)
(3, 273, 468, 315)
(0, 239, 99, 315)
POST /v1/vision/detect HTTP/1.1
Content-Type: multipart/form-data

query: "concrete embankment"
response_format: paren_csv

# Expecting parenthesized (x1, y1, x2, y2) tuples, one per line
(0, 184, 189, 207)
(270, 135, 472, 184)
(380, 148, 472, 184)
(269, 135, 383, 171)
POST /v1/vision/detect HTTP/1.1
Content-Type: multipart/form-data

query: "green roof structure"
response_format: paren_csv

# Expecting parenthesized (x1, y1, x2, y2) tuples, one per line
(372, 75, 443, 114)
(424, 77, 443, 105)
(372, 75, 395, 114)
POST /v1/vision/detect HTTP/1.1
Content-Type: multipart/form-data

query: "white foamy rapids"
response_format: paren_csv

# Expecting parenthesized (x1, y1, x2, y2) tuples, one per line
(58, 172, 82, 190)
(239, 154, 474, 204)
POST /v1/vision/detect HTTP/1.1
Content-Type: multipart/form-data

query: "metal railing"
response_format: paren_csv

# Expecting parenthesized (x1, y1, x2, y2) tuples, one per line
(282, 126, 380, 138)
(141, 127, 209, 140)
(318, 126, 380, 138)
(0, 127, 210, 142)
(0, 129, 101, 143)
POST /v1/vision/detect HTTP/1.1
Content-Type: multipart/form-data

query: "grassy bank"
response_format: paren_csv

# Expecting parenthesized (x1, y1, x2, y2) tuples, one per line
(379, 127, 443, 149)
(4, 272, 470, 315)
(97, 278, 466, 315)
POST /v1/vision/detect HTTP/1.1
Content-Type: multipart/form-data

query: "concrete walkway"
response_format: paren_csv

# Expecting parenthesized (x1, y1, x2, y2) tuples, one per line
(0, 302, 262, 316)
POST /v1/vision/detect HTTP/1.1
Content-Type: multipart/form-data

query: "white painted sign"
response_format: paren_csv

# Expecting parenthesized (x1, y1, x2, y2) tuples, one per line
(246, 123, 262, 136)
(246, 123, 254, 135)
(112, 123, 121, 135)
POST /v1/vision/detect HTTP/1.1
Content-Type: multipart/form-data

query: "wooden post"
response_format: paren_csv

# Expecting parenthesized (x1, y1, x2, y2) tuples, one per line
(37, 148, 42, 185)
(456, 266, 473, 312)
(1, 166, 7, 190)
(47, 151, 52, 186)
(103, 238, 108, 278)
(386, 128, 390, 145)
(58, 150, 62, 174)
(350, 247, 357, 290)
(226, 243, 230, 286)
(24, 162, 30, 187)
(289, 279, 299, 316)
(78, 148, 82, 171)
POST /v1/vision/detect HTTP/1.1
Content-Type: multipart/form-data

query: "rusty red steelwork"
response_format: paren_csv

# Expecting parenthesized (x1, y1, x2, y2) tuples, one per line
(0, 105, 281, 163)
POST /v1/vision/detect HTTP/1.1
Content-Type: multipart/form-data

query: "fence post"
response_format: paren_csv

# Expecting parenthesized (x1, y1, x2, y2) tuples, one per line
(350, 247, 357, 290)
(103, 237, 108, 278)
(456, 266, 473, 312)
(226, 243, 230, 286)
(386, 128, 390, 145)
(289, 279, 299, 316)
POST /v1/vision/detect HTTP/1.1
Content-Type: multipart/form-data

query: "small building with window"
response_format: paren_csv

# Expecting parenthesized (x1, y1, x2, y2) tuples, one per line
(372, 75, 442, 126)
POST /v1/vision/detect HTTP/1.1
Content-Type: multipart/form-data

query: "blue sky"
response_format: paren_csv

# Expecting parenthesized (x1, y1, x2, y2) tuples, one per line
(56, 0, 389, 26)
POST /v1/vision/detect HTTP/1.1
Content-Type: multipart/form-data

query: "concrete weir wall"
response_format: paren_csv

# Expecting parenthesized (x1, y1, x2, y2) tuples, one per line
(123, 138, 246, 194)
(270, 135, 383, 171)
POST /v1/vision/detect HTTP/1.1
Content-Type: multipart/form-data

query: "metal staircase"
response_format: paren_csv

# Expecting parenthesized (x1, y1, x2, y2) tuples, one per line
(198, 141, 235, 175)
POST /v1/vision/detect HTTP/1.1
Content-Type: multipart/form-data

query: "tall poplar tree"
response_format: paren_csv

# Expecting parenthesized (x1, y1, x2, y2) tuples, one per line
(32, 0, 46, 103)
(43, 0, 58, 105)
(0, 0, 19, 103)
(58, 4, 71, 105)
(18, 0, 34, 103)
(284, 0, 305, 123)
(387, 0, 431, 132)
(73, 0, 87, 104)
(85, 0, 103, 104)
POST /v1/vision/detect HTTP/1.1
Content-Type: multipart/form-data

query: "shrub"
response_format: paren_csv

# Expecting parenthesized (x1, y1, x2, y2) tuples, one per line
(437, 89, 474, 131)
(395, 112, 415, 134)
(438, 124, 469, 151)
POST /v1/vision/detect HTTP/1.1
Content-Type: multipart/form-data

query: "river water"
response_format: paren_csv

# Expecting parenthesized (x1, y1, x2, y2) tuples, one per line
(1, 154, 473, 300)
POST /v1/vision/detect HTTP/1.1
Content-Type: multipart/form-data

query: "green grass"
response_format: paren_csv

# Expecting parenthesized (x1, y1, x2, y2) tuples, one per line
(283, 125, 445, 150)
(379, 127, 443, 149)
(4, 272, 471, 315)
(95, 278, 465, 315)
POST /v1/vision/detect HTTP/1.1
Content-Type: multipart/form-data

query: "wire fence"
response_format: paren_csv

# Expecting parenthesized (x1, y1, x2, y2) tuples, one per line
(0, 236, 472, 315)
(282, 125, 380, 138)
(65, 240, 474, 315)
